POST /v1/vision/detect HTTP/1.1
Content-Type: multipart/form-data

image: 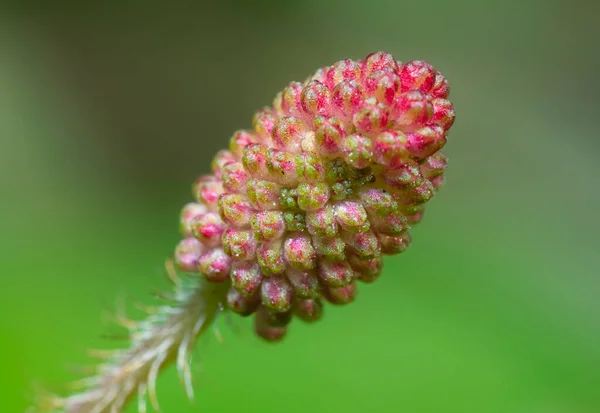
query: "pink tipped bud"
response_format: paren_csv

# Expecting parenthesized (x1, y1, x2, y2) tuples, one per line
(325, 59, 362, 89)
(364, 70, 400, 106)
(392, 90, 433, 129)
(242, 144, 270, 180)
(211, 150, 235, 178)
(363, 52, 398, 76)
(358, 188, 398, 217)
(378, 233, 412, 255)
(318, 260, 354, 288)
(314, 115, 345, 157)
(218, 194, 254, 227)
(193, 176, 223, 210)
(297, 182, 330, 211)
(251, 211, 286, 241)
(340, 133, 373, 169)
(335, 201, 369, 232)
(306, 205, 338, 237)
(301, 80, 332, 117)
(228, 287, 259, 316)
(231, 260, 263, 296)
(190, 212, 227, 247)
(430, 98, 455, 131)
(281, 82, 304, 117)
(229, 129, 258, 158)
(255, 306, 288, 341)
(284, 234, 317, 270)
(405, 125, 446, 159)
(431, 71, 450, 99)
(352, 102, 388, 135)
(257, 239, 286, 275)
(331, 80, 365, 120)
(271, 116, 305, 153)
(222, 229, 257, 260)
(286, 268, 320, 298)
(179, 202, 207, 236)
(341, 230, 381, 259)
(221, 162, 250, 193)
(399, 60, 436, 93)
(370, 211, 408, 236)
(312, 236, 346, 261)
(198, 248, 232, 282)
(349, 255, 383, 283)
(420, 152, 448, 180)
(261, 276, 293, 312)
(373, 130, 408, 166)
(247, 178, 282, 210)
(324, 282, 357, 305)
(252, 108, 277, 141)
(294, 298, 323, 322)
(174, 237, 204, 273)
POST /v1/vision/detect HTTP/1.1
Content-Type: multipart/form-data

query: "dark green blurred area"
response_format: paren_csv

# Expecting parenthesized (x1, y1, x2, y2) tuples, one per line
(1, 1, 599, 412)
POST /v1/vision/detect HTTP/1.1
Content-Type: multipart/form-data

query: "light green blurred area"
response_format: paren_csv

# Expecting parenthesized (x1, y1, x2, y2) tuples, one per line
(1, 1, 599, 412)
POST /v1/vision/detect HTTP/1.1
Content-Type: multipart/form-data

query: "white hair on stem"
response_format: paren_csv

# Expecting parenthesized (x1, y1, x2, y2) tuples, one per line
(28, 261, 228, 413)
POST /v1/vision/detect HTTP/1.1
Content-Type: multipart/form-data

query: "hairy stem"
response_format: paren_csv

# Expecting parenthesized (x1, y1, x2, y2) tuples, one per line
(30, 266, 228, 413)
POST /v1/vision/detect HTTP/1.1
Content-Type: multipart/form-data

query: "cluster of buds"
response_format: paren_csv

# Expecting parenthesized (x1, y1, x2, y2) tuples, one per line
(174, 52, 455, 341)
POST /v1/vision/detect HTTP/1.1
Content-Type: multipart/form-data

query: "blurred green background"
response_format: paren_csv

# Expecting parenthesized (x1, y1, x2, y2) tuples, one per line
(1, 1, 599, 412)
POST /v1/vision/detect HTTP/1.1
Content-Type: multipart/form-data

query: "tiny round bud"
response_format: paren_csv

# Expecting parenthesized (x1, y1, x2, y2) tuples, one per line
(364, 70, 400, 106)
(419, 152, 448, 179)
(340, 133, 373, 169)
(358, 187, 398, 217)
(281, 81, 304, 117)
(341, 230, 381, 259)
(331, 80, 365, 120)
(198, 248, 232, 282)
(392, 91, 433, 129)
(294, 298, 323, 322)
(190, 212, 227, 247)
(405, 125, 446, 159)
(193, 176, 223, 210)
(247, 179, 282, 210)
(325, 59, 362, 89)
(324, 282, 357, 305)
(222, 229, 257, 260)
(318, 260, 354, 287)
(349, 255, 383, 283)
(229, 130, 257, 158)
(256, 239, 286, 275)
(286, 268, 320, 298)
(306, 205, 338, 237)
(227, 287, 259, 316)
(252, 108, 277, 140)
(242, 144, 270, 180)
(384, 162, 424, 191)
(363, 52, 398, 76)
(295, 153, 325, 183)
(255, 306, 288, 342)
(231, 260, 263, 297)
(373, 130, 408, 167)
(431, 71, 450, 99)
(399, 60, 436, 93)
(261, 275, 293, 312)
(378, 233, 412, 254)
(218, 194, 254, 227)
(284, 234, 317, 270)
(352, 103, 388, 135)
(297, 182, 330, 211)
(174, 237, 204, 273)
(251, 211, 286, 241)
(312, 236, 346, 261)
(301, 80, 332, 117)
(221, 162, 250, 193)
(266, 148, 301, 186)
(179, 202, 207, 236)
(370, 211, 408, 236)
(211, 150, 235, 178)
(430, 98, 455, 131)
(271, 116, 305, 153)
(335, 201, 369, 232)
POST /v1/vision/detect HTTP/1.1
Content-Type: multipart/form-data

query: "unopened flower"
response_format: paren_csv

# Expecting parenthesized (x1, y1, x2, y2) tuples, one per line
(29, 52, 455, 413)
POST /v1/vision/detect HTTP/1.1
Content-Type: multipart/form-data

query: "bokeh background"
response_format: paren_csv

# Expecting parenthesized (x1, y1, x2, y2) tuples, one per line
(1, 1, 599, 412)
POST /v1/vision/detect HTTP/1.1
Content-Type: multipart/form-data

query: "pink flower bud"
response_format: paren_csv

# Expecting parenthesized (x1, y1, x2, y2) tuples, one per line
(318, 260, 354, 288)
(294, 298, 323, 322)
(229, 129, 257, 158)
(193, 176, 223, 210)
(312, 235, 346, 261)
(271, 116, 305, 153)
(286, 268, 320, 299)
(399, 60, 436, 93)
(174, 237, 204, 273)
(301, 80, 332, 117)
(230, 260, 262, 297)
(228, 287, 259, 316)
(218, 194, 254, 227)
(261, 276, 293, 312)
(297, 182, 330, 211)
(190, 212, 227, 247)
(325, 59, 362, 89)
(331, 80, 365, 121)
(251, 211, 286, 241)
(340, 133, 373, 169)
(280, 82, 304, 117)
(256, 239, 286, 275)
(198, 248, 232, 282)
(252, 108, 277, 141)
(179, 202, 207, 236)
(221, 162, 250, 193)
(284, 234, 317, 270)
(222, 229, 257, 260)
